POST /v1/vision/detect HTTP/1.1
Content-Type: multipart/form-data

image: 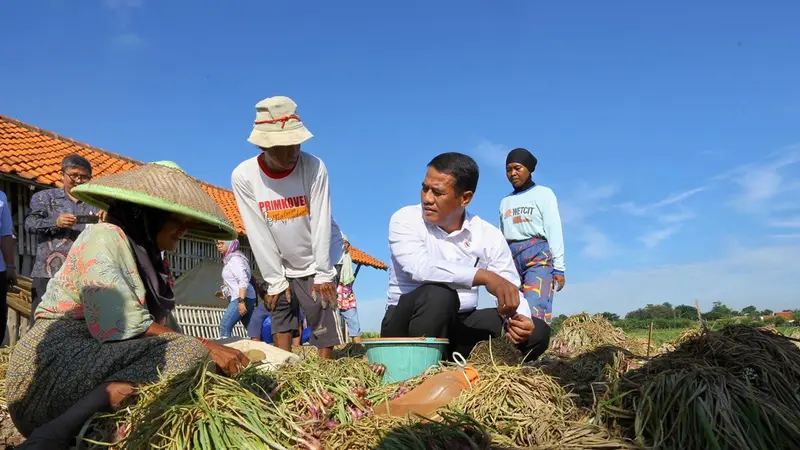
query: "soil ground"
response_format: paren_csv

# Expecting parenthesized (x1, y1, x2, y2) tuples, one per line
(0, 408, 24, 448)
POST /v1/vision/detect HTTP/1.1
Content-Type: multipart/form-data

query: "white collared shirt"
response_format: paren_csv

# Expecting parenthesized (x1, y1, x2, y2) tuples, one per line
(386, 204, 531, 317)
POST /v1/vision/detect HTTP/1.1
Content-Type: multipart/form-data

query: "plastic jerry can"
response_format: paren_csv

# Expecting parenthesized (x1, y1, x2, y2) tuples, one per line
(374, 366, 479, 418)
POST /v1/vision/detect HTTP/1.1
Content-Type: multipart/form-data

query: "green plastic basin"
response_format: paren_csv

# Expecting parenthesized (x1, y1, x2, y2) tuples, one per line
(362, 337, 449, 384)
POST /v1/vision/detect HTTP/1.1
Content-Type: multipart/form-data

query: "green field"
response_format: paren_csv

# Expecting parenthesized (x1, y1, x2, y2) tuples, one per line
(362, 327, 796, 348)
(626, 326, 796, 347)
(626, 328, 684, 347)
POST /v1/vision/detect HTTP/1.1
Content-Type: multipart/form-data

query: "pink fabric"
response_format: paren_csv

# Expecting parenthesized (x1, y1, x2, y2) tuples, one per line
(337, 283, 357, 310)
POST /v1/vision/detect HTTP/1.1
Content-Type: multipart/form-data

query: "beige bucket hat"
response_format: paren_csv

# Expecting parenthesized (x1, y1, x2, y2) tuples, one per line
(247, 96, 313, 149)
(71, 161, 238, 241)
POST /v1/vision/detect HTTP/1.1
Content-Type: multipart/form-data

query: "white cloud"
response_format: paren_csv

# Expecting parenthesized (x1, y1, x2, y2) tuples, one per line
(733, 168, 782, 208)
(557, 182, 619, 258)
(657, 211, 695, 224)
(576, 225, 613, 259)
(638, 225, 681, 248)
(769, 217, 800, 228)
(559, 181, 620, 224)
(616, 187, 702, 247)
(769, 145, 800, 168)
(104, 0, 145, 48)
(651, 187, 707, 209)
(554, 243, 800, 317)
(110, 32, 145, 48)
(619, 186, 706, 216)
(714, 144, 800, 216)
(472, 139, 509, 168)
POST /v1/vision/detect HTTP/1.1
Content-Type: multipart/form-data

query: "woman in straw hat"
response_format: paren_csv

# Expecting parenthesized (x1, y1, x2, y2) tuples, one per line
(6, 161, 250, 449)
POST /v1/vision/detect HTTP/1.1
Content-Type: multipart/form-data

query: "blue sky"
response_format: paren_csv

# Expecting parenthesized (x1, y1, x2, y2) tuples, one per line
(2, 1, 800, 332)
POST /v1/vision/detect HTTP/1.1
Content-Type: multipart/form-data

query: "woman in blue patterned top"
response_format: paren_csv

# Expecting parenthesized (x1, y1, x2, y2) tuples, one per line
(498, 148, 566, 325)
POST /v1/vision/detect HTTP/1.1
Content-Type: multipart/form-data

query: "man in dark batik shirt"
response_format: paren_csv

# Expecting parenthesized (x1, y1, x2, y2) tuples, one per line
(25, 155, 102, 323)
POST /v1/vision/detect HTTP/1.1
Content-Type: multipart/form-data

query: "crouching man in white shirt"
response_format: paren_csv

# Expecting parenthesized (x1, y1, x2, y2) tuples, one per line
(232, 96, 342, 359)
(381, 152, 551, 361)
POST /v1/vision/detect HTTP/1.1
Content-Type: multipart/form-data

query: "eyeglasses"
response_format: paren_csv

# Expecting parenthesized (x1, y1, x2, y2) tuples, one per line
(64, 172, 91, 183)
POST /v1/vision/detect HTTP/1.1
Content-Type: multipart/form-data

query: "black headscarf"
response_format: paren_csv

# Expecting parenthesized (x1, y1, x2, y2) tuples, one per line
(107, 201, 175, 325)
(506, 147, 538, 193)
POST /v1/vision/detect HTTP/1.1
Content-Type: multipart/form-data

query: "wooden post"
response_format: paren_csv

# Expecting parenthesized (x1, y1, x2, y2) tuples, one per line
(647, 321, 654, 357)
(353, 263, 362, 281)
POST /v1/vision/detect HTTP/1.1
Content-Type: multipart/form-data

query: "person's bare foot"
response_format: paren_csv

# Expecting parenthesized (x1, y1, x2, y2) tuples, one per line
(318, 347, 333, 359)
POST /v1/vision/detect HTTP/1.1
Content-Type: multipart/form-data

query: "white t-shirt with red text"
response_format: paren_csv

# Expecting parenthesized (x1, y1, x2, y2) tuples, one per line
(231, 152, 335, 295)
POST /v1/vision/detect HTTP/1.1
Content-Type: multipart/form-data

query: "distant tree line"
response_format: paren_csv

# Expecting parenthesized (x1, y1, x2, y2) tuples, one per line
(550, 301, 800, 332)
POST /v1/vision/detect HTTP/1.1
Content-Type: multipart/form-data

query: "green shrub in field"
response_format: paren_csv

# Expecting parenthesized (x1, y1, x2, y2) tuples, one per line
(614, 318, 697, 331)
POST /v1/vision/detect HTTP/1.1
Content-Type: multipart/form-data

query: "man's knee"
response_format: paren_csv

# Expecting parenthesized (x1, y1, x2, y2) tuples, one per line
(412, 283, 460, 314)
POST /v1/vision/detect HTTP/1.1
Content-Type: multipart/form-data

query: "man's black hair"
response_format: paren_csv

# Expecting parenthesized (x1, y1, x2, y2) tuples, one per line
(427, 152, 479, 195)
(61, 154, 92, 175)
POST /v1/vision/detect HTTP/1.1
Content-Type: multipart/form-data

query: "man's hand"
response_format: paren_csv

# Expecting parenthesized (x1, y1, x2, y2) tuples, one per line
(203, 340, 250, 377)
(477, 270, 520, 317)
(263, 286, 290, 312)
(505, 314, 534, 344)
(6, 267, 17, 287)
(552, 274, 566, 292)
(56, 214, 77, 229)
(237, 300, 248, 317)
(312, 282, 336, 309)
(97, 210, 108, 223)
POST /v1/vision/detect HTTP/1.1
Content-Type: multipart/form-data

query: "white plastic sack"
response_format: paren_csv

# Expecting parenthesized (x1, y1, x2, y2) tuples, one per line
(222, 339, 300, 371)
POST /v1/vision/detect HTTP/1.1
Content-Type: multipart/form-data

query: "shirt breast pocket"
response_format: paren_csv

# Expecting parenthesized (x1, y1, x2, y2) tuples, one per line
(468, 250, 490, 270)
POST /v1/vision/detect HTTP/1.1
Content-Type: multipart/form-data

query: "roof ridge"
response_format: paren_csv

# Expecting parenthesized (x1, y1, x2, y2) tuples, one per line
(0, 113, 143, 167)
(0, 113, 388, 269)
(0, 113, 236, 195)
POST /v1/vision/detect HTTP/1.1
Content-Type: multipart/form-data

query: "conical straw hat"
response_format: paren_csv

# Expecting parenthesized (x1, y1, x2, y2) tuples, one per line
(71, 161, 237, 241)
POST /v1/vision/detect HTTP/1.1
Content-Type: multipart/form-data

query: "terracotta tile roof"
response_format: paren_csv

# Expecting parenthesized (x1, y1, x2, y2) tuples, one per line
(349, 247, 388, 272)
(0, 114, 388, 271)
(762, 311, 794, 321)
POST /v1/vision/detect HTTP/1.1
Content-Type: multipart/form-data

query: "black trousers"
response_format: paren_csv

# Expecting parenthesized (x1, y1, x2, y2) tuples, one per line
(29, 277, 50, 328)
(380, 283, 551, 362)
(0, 271, 7, 345)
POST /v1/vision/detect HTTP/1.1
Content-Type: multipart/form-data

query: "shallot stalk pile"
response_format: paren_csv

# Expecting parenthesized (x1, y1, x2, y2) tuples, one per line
(271, 356, 440, 442)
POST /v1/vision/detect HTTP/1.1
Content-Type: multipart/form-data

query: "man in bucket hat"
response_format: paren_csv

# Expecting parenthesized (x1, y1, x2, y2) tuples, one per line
(232, 95, 342, 359)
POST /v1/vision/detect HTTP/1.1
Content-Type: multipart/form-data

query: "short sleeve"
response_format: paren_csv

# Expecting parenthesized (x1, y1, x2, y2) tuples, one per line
(78, 224, 154, 342)
(0, 193, 13, 237)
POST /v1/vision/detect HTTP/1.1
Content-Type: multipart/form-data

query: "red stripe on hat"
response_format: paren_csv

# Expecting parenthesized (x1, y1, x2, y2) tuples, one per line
(254, 114, 302, 129)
